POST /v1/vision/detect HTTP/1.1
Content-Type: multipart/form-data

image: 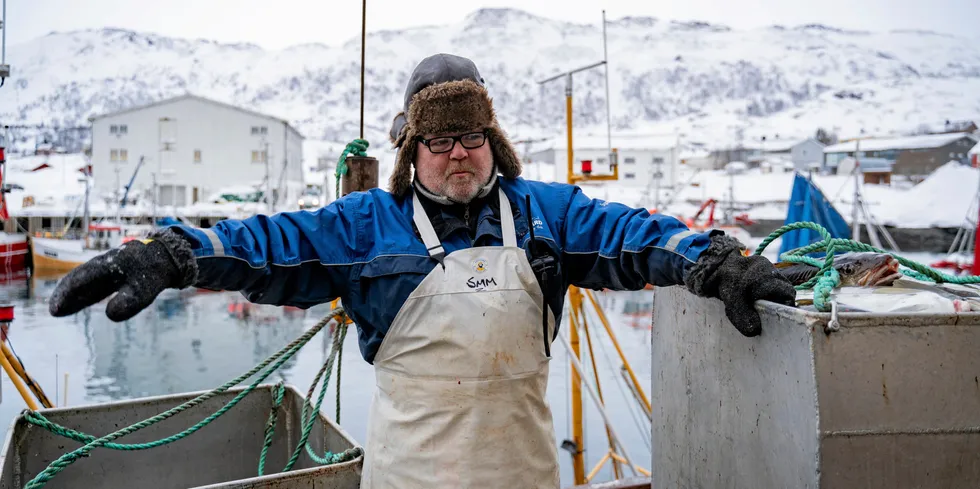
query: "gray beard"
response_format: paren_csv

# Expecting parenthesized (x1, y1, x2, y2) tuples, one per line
(414, 170, 497, 206)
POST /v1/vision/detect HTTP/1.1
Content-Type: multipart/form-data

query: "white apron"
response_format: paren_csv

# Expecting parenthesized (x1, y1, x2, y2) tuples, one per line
(360, 187, 560, 489)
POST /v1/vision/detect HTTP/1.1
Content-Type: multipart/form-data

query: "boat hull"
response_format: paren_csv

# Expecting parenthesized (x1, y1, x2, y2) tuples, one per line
(30, 237, 103, 274)
(0, 233, 28, 271)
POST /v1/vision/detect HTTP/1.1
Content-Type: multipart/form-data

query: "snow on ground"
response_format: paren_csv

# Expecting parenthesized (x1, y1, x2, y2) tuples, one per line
(876, 162, 979, 228)
(3, 149, 977, 230)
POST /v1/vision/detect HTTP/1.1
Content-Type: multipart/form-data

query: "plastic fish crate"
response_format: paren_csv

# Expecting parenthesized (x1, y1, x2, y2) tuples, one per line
(0, 384, 362, 489)
(651, 286, 980, 489)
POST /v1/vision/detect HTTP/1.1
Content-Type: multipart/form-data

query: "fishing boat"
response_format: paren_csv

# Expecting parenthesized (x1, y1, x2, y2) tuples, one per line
(30, 236, 102, 274)
(30, 222, 151, 274)
(0, 232, 28, 271)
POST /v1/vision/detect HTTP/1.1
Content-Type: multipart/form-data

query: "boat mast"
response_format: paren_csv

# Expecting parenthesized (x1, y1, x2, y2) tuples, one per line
(83, 157, 91, 247)
(0, 0, 10, 87)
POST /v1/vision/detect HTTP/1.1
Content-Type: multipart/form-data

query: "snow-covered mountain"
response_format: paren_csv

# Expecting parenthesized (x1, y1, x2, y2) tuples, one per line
(2, 7, 979, 153)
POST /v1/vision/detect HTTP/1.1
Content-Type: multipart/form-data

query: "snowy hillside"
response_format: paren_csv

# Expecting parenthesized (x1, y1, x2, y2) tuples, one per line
(2, 8, 979, 153)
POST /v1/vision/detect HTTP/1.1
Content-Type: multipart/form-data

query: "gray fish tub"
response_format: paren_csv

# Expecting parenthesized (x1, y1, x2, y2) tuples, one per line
(651, 286, 980, 489)
(0, 384, 363, 489)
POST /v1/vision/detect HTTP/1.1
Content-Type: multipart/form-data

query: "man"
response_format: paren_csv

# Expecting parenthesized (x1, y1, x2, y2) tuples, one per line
(49, 53, 795, 488)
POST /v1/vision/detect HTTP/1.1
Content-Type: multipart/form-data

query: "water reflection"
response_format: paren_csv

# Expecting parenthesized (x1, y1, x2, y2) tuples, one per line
(0, 271, 657, 486)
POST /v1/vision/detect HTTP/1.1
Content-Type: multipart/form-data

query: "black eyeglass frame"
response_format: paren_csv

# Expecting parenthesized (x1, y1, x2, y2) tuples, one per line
(417, 129, 490, 154)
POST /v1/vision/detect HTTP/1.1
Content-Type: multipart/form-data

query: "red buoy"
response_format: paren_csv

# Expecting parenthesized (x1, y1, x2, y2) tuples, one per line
(0, 304, 14, 322)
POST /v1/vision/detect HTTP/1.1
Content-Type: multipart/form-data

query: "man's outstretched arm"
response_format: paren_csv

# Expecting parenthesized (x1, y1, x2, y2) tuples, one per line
(558, 185, 795, 336)
(49, 193, 370, 321)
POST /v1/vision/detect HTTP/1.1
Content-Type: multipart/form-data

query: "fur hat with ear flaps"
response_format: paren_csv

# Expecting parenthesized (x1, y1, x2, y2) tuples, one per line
(387, 54, 522, 198)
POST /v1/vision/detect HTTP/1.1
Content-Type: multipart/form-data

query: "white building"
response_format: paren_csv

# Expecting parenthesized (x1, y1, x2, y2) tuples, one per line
(528, 134, 680, 190)
(89, 94, 305, 212)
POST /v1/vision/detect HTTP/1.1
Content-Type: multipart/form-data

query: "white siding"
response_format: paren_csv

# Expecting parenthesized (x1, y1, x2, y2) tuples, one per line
(538, 146, 679, 191)
(91, 96, 304, 212)
(791, 139, 825, 171)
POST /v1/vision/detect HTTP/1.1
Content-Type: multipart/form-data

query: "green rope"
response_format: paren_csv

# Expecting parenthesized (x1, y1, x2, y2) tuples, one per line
(335, 139, 370, 199)
(754, 221, 980, 312)
(257, 382, 286, 476)
(300, 319, 351, 465)
(336, 330, 343, 424)
(282, 319, 349, 472)
(22, 307, 360, 489)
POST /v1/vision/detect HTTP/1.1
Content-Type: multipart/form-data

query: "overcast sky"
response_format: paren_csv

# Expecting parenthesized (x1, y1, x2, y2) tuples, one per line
(6, 0, 979, 49)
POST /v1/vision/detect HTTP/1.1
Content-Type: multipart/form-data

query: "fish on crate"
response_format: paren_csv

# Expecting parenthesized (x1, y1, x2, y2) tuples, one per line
(776, 252, 903, 287)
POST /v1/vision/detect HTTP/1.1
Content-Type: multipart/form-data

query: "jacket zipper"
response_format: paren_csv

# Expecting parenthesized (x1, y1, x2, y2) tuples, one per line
(464, 205, 472, 245)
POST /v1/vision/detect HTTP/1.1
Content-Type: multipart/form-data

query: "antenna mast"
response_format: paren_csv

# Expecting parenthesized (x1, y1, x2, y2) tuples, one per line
(602, 10, 613, 170)
(1, 0, 10, 86)
(359, 0, 366, 139)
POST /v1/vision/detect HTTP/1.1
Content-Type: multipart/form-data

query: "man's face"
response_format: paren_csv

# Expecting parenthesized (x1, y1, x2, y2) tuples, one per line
(415, 130, 494, 203)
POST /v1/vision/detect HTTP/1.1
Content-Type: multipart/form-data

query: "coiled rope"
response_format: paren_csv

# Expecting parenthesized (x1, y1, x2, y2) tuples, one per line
(753, 221, 980, 312)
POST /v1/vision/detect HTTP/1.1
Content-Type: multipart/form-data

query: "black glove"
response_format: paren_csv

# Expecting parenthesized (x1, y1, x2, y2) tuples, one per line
(684, 233, 796, 337)
(48, 229, 198, 322)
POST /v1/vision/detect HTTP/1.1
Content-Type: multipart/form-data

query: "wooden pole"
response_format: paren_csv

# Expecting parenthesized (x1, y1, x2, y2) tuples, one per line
(568, 293, 586, 483)
(0, 345, 38, 410)
(340, 0, 380, 197)
(341, 156, 379, 195)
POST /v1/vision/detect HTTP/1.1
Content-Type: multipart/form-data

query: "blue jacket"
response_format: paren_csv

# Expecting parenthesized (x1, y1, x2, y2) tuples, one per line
(166, 177, 714, 363)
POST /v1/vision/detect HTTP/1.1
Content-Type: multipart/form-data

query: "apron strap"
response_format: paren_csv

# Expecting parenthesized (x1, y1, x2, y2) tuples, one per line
(498, 187, 517, 248)
(412, 190, 446, 265)
(413, 186, 518, 263)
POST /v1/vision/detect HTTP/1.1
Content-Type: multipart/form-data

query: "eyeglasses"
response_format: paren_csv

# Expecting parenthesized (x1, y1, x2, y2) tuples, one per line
(418, 130, 488, 154)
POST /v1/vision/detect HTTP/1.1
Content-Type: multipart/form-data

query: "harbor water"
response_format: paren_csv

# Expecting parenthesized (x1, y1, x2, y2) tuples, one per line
(0, 272, 654, 487)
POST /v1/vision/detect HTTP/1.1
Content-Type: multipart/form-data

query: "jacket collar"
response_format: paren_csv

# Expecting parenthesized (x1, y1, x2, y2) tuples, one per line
(412, 176, 524, 246)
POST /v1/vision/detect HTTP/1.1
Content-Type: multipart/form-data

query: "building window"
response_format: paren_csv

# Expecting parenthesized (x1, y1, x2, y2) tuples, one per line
(251, 126, 268, 135)
(624, 157, 636, 164)
(119, 149, 127, 162)
(120, 125, 127, 134)
(194, 150, 202, 163)
(110, 149, 118, 161)
(252, 150, 267, 163)
(653, 157, 664, 164)
(624, 173, 636, 179)
(110, 124, 128, 135)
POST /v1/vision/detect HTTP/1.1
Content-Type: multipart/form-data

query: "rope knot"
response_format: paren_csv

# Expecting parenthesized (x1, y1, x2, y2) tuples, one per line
(335, 139, 371, 198)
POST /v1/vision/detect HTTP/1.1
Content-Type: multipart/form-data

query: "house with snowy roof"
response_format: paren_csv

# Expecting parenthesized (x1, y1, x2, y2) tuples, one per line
(760, 138, 825, 172)
(823, 132, 979, 179)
